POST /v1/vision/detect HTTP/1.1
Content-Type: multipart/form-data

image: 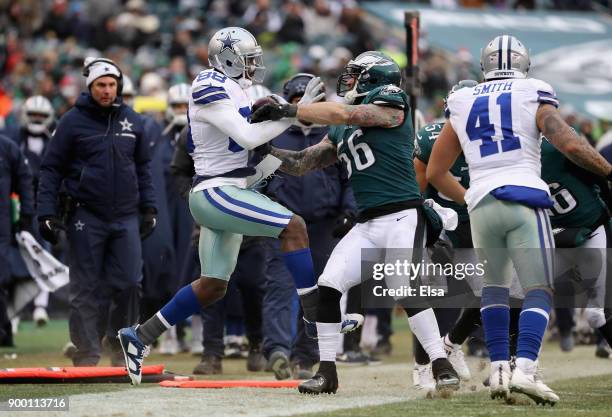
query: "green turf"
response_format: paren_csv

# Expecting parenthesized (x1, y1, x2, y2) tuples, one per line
(295, 374, 612, 417)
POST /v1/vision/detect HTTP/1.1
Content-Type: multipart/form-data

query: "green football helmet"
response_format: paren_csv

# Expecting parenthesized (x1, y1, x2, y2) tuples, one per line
(337, 51, 401, 104)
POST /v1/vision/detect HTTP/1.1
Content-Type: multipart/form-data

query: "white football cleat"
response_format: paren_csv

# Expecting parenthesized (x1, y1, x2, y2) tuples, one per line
(442, 336, 471, 380)
(489, 361, 511, 400)
(510, 366, 558, 406)
(341, 313, 364, 334)
(412, 363, 436, 396)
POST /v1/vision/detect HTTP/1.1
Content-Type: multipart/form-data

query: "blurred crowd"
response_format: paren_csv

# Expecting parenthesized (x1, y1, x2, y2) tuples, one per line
(1, 0, 610, 137)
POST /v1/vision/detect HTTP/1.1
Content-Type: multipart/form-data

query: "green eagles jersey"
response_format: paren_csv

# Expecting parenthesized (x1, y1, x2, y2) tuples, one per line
(414, 122, 470, 223)
(541, 139, 607, 229)
(328, 85, 421, 212)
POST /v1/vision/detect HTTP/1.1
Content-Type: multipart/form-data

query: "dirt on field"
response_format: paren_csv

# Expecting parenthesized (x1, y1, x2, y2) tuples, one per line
(11, 345, 612, 417)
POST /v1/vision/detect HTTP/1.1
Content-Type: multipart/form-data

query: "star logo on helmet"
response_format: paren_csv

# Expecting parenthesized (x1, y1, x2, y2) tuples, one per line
(218, 33, 240, 53)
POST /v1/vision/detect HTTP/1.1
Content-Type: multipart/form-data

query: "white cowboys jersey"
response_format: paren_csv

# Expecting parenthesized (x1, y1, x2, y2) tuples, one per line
(188, 68, 252, 189)
(446, 77, 559, 211)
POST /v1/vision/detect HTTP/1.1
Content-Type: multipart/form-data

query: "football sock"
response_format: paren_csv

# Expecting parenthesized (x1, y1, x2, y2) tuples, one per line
(283, 248, 315, 295)
(597, 318, 612, 346)
(517, 288, 552, 364)
(316, 286, 343, 363)
(283, 248, 318, 322)
(448, 307, 481, 345)
(407, 308, 445, 361)
(138, 284, 200, 345)
(481, 286, 510, 362)
(317, 322, 341, 362)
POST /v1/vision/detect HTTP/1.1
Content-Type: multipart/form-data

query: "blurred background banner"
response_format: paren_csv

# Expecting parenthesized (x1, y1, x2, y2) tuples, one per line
(362, 2, 612, 118)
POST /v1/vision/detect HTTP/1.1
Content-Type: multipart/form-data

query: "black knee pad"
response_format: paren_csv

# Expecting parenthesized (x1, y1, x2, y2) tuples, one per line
(317, 285, 342, 323)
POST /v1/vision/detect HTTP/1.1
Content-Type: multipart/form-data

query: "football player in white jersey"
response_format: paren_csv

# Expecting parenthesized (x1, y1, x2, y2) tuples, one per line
(118, 27, 359, 385)
(426, 35, 612, 405)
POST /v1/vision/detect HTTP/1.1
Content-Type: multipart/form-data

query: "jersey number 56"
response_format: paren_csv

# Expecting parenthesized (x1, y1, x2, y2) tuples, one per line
(338, 129, 375, 178)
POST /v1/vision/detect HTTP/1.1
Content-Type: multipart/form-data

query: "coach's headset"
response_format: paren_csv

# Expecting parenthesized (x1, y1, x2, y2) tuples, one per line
(82, 58, 124, 96)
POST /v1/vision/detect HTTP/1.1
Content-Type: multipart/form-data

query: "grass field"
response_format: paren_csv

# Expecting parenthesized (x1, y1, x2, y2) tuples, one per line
(1, 319, 612, 417)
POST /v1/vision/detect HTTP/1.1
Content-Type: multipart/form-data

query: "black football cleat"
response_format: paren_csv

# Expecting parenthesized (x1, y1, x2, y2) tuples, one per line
(298, 362, 338, 395)
(432, 357, 460, 391)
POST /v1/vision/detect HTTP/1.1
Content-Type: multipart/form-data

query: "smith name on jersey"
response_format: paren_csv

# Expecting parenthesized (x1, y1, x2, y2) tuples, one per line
(328, 85, 421, 213)
(447, 78, 559, 211)
(415, 122, 470, 223)
(188, 68, 252, 189)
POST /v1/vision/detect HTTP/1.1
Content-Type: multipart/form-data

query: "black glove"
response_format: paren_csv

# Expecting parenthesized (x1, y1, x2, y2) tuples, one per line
(251, 103, 297, 123)
(140, 207, 158, 240)
(332, 212, 356, 239)
(38, 215, 65, 245)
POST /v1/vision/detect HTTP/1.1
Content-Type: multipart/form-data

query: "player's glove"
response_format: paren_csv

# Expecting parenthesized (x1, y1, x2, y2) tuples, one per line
(298, 76, 326, 105)
(140, 207, 158, 240)
(38, 215, 65, 245)
(251, 103, 298, 123)
(332, 211, 356, 239)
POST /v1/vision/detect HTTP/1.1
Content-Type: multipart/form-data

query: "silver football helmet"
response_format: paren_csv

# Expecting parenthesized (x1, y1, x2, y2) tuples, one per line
(20, 95, 54, 136)
(480, 35, 530, 81)
(208, 27, 265, 89)
(163, 83, 190, 134)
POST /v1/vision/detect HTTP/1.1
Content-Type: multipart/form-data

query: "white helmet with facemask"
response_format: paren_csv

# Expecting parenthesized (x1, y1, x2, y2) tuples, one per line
(208, 27, 265, 90)
(164, 83, 190, 135)
(20, 95, 55, 136)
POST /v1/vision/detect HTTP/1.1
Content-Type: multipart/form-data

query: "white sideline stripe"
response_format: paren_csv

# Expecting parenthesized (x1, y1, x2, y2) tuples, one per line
(208, 188, 290, 225)
(520, 307, 550, 320)
(156, 311, 172, 329)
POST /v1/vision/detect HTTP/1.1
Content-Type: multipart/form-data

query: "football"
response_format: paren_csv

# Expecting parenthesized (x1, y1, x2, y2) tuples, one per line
(252, 95, 279, 113)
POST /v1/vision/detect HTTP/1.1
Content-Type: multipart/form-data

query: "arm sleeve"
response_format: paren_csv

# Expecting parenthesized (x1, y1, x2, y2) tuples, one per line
(37, 116, 74, 217)
(170, 127, 196, 199)
(9, 142, 35, 216)
(135, 117, 158, 211)
(193, 99, 293, 151)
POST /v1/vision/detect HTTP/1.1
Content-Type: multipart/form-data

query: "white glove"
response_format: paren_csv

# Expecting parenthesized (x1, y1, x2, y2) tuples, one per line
(298, 76, 326, 105)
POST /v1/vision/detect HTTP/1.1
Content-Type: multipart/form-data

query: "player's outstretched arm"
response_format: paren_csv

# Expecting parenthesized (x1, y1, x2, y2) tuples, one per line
(270, 136, 338, 176)
(537, 104, 612, 178)
(251, 101, 404, 128)
(426, 123, 467, 205)
(297, 102, 404, 128)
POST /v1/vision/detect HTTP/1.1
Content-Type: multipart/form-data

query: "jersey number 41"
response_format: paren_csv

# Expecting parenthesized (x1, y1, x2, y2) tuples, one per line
(466, 93, 521, 158)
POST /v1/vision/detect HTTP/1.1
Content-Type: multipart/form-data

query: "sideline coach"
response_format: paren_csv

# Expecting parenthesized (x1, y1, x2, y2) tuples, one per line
(37, 57, 157, 366)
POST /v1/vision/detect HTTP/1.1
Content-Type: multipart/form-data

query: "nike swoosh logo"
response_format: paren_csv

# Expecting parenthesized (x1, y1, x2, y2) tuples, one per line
(396, 215, 409, 221)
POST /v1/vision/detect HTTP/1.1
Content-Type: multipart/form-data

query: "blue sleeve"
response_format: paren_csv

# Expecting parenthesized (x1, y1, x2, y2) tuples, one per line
(37, 114, 74, 217)
(7, 139, 35, 216)
(135, 116, 158, 211)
